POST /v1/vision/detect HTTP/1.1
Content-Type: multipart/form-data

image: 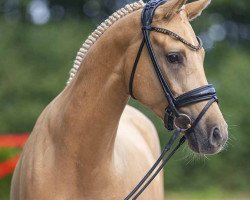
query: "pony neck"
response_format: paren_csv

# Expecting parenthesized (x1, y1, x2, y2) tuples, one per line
(51, 11, 141, 170)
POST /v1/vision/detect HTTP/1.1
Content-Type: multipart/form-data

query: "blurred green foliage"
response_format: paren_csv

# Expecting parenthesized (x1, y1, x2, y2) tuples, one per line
(0, 0, 250, 199)
(0, 19, 94, 132)
(209, 0, 250, 23)
(0, 148, 21, 200)
(0, 149, 20, 162)
(0, 175, 12, 200)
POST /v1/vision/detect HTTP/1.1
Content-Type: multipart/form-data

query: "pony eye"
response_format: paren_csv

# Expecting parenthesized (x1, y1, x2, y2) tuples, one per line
(166, 53, 182, 64)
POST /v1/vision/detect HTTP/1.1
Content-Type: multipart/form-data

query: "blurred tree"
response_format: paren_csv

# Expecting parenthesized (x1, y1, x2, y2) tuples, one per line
(210, 0, 250, 23)
(1, 0, 250, 24)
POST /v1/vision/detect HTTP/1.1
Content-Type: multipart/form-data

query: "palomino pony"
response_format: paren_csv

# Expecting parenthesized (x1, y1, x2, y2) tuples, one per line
(11, 0, 228, 199)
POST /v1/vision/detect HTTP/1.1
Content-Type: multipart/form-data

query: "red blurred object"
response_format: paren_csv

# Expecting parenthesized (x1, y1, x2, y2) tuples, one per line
(0, 133, 29, 179)
(0, 155, 20, 179)
(0, 133, 29, 148)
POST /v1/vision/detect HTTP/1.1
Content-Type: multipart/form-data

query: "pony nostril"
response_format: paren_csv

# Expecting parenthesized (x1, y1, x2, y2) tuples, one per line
(213, 128, 221, 140)
(210, 127, 223, 146)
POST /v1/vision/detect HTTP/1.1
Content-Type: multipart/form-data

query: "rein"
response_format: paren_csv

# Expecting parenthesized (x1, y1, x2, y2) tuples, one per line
(125, 0, 218, 199)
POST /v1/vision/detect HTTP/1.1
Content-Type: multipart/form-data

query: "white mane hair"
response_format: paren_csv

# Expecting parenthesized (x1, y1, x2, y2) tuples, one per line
(67, 0, 145, 85)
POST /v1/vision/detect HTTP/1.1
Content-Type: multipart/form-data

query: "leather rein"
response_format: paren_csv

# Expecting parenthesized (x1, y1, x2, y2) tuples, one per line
(125, 0, 218, 199)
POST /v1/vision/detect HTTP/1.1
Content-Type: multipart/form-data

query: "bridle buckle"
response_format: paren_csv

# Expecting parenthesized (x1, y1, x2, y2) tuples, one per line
(174, 113, 192, 132)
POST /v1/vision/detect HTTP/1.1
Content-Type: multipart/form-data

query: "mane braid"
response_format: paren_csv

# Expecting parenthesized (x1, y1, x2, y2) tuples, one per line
(66, 0, 145, 85)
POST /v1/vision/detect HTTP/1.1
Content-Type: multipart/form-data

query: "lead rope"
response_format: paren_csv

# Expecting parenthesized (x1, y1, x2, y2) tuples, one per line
(124, 128, 185, 200)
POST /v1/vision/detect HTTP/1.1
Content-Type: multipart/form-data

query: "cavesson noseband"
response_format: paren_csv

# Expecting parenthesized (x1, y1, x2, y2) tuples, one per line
(125, 0, 218, 199)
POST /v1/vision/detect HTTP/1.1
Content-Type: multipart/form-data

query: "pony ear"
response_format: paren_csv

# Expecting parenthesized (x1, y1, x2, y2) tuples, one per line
(154, 0, 187, 21)
(185, 0, 211, 21)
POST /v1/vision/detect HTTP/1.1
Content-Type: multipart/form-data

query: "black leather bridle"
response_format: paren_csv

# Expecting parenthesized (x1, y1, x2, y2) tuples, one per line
(125, 0, 218, 199)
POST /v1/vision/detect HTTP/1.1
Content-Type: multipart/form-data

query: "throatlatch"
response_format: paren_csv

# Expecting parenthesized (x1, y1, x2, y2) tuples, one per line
(126, 0, 218, 199)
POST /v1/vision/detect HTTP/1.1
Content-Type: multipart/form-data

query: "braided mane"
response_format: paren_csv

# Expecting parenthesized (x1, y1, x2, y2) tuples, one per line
(67, 0, 145, 85)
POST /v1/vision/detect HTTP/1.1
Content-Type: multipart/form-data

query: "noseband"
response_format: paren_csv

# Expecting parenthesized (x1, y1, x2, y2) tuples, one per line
(125, 0, 218, 199)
